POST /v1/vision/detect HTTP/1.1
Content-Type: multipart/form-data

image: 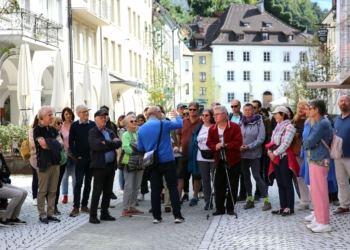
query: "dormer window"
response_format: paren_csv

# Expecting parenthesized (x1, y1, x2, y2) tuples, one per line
(262, 33, 269, 40)
(287, 35, 293, 41)
(185, 40, 191, 48)
(237, 34, 244, 41)
(243, 22, 249, 27)
(197, 40, 203, 46)
(265, 23, 272, 27)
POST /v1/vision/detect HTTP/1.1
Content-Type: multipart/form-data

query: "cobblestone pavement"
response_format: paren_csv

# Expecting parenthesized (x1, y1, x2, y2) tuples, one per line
(2, 174, 350, 250)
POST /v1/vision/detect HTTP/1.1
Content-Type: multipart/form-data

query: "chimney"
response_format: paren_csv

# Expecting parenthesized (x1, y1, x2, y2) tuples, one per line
(257, 0, 265, 13)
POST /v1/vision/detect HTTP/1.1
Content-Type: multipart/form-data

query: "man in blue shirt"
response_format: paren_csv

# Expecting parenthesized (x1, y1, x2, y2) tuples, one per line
(138, 106, 185, 224)
(333, 95, 350, 215)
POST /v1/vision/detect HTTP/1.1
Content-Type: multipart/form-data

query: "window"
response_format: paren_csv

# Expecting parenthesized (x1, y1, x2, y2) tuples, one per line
(128, 8, 132, 34)
(116, 0, 121, 26)
(300, 52, 307, 62)
(262, 33, 269, 40)
(199, 87, 206, 95)
(237, 35, 244, 40)
(243, 22, 249, 27)
(283, 52, 290, 62)
(227, 71, 234, 81)
(111, 41, 116, 71)
(118, 44, 122, 73)
(227, 93, 235, 103)
(264, 71, 271, 81)
(133, 12, 136, 36)
(185, 61, 189, 72)
(243, 71, 250, 81)
(227, 51, 234, 61)
(129, 50, 132, 76)
(139, 55, 142, 79)
(199, 72, 206, 81)
(134, 52, 137, 78)
(284, 71, 291, 81)
(185, 83, 189, 95)
(185, 40, 191, 48)
(287, 35, 293, 41)
(81, 26, 88, 62)
(199, 56, 206, 64)
(72, 23, 79, 59)
(90, 31, 97, 65)
(243, 51, 250, 62)
(103, 37, 108, 66)
(264, 52, 270, 62)
(244, 93, 250, 102)
(265, 23, 272, 27)
(138, 15, 141, 39)
(197, 40, 203, 46)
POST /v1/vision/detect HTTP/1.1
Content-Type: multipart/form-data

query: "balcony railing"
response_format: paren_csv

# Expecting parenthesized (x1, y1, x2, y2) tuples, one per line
(89, 0, 111, 21)
(0, 9, 63, 47)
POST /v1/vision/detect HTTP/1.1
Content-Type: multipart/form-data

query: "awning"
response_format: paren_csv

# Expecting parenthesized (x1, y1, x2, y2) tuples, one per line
(307, 74, 350, 89)
(109, 73, 125, 83)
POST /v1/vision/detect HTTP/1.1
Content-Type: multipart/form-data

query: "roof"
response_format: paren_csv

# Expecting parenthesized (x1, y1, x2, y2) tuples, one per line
(182, 45, 194, 56)
(209, 4, 309, 46)
(188, 17, 220, 51)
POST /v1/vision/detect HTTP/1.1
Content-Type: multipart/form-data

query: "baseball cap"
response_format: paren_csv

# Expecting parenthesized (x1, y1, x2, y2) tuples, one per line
(272, 106, 289, 114)
(177, 103, 187, 109)
(100, 105, 109, 111)
(94, 109, 108, 118)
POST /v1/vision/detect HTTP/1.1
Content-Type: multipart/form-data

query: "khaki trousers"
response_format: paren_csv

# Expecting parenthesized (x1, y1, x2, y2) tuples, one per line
(334, 158, 350, 208)
(37, 165, 60, 217)
(296, 156, 310, 205)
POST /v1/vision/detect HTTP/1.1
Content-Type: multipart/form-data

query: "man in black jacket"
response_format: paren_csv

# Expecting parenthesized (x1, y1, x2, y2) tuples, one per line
(88, 110, 121, 224)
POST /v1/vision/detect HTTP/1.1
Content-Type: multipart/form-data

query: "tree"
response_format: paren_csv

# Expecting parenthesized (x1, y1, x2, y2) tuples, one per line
(206, 78, 221, 106)
(0, 0, 20, 16)
(282, 37, 340, 111)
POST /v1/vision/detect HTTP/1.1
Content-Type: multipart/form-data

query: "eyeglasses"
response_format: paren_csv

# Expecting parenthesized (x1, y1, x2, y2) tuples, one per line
(189, 109, 197, 111)
(231, 105, 239, 108)
(183, 113, 189, 116)
(138, 120, 145, 123)
(56, 122, 62, 125)
(80, 110, 89, 114)
(253, 106, 258, 109)
(213, 113, 224, 117)
(202, 114, 210, 117)
(309, 107, 315, 110)
(129, 120, 137, 123)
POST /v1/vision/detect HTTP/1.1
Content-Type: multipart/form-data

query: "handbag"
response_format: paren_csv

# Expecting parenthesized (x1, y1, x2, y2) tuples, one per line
(291, 133, 302, 156)
(142, 121, 163, 171)
(321, 131, 343, 159)
(20, 139, 31, 160)
(195, 141, 214, 160)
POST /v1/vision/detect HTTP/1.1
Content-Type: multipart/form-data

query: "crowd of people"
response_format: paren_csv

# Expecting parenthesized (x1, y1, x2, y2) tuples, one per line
(0, 96, 349, 233)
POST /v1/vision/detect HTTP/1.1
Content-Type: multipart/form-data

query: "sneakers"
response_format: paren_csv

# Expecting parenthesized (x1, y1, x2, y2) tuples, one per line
(262, 201, 272, 211)
(182, 193, 189, 202)
(69, 207, 80, 217)
(137, 194, 144, 201)
(236, 196, 246, 203)
(39, 217, 49, 224)
(111, 192, 118, 200)
(212, 210, 225, 216)
(47, 216, 61, 223)
(244, 200, 255, 210)
(333, 207, 350, 215)
(129, 207, 144, 214)
(153, 218, 162, 224)
(298, 203, 309, 210)
(9, 218, 26, 225)
(204, 202, 213, 210)
(62, 195, 68, 204)
(175, 216, 185, 224)
(54, 206, 61, 215)
(0, 218, 15, 227)
(307, 220, 319, 229)
(305, 212, 315, 222)
(100, 214, 116, 221)
(254, 195, 261, 202)
(89, 216, 100, 224)
(33, 198, 38, 206)
(122, 209, 132, 217)
(189, 197, 198, 206)
(311, 223, 332, 233)
(81, 206, 90, 213)
(165, 207, 172, 213)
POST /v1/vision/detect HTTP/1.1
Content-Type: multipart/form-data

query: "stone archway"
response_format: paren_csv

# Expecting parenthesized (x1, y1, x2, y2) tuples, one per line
(263, 91, 272, 107)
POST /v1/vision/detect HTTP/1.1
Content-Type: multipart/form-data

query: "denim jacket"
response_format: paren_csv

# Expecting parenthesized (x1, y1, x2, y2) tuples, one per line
(302, 117, 332, 161)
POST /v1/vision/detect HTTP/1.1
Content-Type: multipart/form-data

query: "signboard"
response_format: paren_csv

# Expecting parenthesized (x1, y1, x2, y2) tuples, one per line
(317, 29, 328, 43)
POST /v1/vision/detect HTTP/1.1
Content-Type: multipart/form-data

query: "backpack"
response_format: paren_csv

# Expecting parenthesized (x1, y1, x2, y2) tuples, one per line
(321, 131, 343, 159)
(20, 139, 31, 160)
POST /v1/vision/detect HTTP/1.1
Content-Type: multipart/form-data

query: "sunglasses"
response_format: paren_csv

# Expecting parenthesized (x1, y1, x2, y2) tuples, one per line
(183, 113, 189, 116)
(231, 105, 239, 108)
(129, 120, 137, 123)
(202, 114, 210, 117)
(189, 109, 197, 111)
(253, 106, 258, 109)
(56, 122, 62, 125)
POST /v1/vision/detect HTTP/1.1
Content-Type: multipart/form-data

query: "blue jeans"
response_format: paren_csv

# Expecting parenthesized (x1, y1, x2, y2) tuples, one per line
(62, 157, 76, 195)
(118, 169, 125, 190)
(149, 160, 182, 219)
(73, 158, 92, 208)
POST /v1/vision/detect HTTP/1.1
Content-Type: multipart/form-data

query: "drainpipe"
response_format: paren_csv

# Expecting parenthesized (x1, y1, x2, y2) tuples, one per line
(68, 0, 74, 109)
(171, 26, 177, 107)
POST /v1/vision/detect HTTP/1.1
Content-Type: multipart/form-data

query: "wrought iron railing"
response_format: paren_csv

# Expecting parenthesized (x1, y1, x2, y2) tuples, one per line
(0, 8, 62, 47)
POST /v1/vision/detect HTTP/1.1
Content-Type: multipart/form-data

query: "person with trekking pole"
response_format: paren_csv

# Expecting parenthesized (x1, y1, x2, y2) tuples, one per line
(206, 105, 243, 216)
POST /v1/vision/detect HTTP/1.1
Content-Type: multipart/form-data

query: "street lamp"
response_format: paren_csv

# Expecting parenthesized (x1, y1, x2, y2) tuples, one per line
(116, 91, 120, 102)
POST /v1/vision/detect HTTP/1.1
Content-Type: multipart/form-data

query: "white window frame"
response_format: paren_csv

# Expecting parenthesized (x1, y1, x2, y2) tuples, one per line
(287, 35, 293, 41)
(227, 92, 235, 103)
(284, 71, 291, 81)
(283, 52, 291, 62)
(300, 52, 307, 62)
(264, 52, 270, 62)
(243, 51, 250, 62)
(199, 87, 206, 95)
(243, 71, 250, 81)
(199, 72, 206, 81)
(227, 51, 234, 61)
(264, 71, 271, 81)
(227, 71, 234, 81)
(244, 93, 250, 102)
(262, 33, 269, 40)
(199, 56, 206, 64)
(197, 40, 203, 46)
(237, 34, 244, 41)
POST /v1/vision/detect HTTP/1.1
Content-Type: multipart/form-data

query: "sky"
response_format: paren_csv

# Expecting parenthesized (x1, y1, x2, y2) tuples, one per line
(310, 0, 332, 10)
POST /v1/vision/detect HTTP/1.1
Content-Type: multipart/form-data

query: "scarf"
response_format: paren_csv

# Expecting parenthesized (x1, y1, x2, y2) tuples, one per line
(241, 115, 256, 125)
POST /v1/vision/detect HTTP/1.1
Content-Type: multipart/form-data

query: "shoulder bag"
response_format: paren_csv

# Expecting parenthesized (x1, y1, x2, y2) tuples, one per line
(195, 141, 214, 159)
(321, 130, 343, 159)
(142, 121, 163, 171)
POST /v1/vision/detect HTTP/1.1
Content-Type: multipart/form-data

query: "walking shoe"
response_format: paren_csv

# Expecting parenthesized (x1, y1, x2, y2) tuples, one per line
(122, 209, 132, 217)
(236, 196, 246, 203)
(281, 208, 294, 217)
(199, 191, 204, 198)
(54, 206, 61, 215)
(165, 207, 172, 213)
(271, 208, 283, 215)
(307, 221, 319, 229)
(212, 210, 225, 216)
(227, 210, 236, 216)
(119, 190, 124, 195)
(137, 194, 144, 201)
(62, 195, 68, 204)
(244, 200, 255, 210)
(333, 207, 350, 215)
(262, 201, 272, 211)
(204, 202, 213, 210)
(0, 218, 15, 227)
(47, 216, 61, 223)
(9, 218, 26, 225)
(333, 200, 340, 206)
(149, 208, 153, 213)
(254, 195, 261, 202)
(39, 217, 48, 224)
(110, 192, 118, 200)
(81, 206, 90, 213)
(189, 197, 198, 206)
(182, 193, 189, 202)
(298, 203, 309, 210)
(305, 212, 315, 222)
(100, 214, 116, 221)
(175, 216, 185, 224)
(33, 198, 37, 206)
(153, 218, 162, 224)
(89, 216, 100, 224)
(311, 223, 332, 233)
(129, 207, 144, 214)
(69, 207, 80, 217)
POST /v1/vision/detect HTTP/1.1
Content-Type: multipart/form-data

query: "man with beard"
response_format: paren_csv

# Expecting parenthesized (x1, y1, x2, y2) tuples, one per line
(333, 95, 350, 215)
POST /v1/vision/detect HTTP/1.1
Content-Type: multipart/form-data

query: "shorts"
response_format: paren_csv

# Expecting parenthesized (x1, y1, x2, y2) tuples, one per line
(177, 155, 201, 180)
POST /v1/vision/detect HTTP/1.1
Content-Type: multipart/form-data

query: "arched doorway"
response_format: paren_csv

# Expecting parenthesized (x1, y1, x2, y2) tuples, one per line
(263, 91, 272, 107)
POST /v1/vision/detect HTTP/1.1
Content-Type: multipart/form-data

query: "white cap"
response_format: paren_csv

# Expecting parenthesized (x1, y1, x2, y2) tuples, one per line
(272, 106, 289, 114)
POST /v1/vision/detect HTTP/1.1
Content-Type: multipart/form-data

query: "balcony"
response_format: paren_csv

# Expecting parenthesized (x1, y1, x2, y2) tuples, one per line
(72, 0, 111, 26)
(0, 9, 62, 50)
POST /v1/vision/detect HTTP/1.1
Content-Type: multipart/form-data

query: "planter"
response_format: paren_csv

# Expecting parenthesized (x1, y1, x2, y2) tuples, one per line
(4, 156, 32, 175)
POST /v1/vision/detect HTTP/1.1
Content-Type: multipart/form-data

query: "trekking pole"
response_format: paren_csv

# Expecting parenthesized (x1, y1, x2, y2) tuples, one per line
(206, 167, 216, 220)
(220, 148, 238, 219)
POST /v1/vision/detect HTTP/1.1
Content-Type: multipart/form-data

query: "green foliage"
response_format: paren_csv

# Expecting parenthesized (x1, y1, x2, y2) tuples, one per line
(189, 0, 249, 16)
(0, 0, 20, 15)
(206, 78, 221, 106)
(0, 124, 29, 153)
(160, 0, 192, 24)
(0, 43, 15, 56)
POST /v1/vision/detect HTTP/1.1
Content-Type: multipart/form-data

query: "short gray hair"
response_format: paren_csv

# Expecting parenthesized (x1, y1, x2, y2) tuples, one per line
(147, 106, 160, 116)
(37, 106, 53, 120)
(123, 114, 136, 126)
(76, 104, 88, 114)
(213, 105, 228, 119)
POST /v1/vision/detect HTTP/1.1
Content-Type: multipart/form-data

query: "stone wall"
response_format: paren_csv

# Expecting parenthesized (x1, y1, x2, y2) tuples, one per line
(4, 157, 32, 175)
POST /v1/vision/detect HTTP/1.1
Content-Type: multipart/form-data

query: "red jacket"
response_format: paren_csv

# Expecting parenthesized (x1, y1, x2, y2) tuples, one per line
(206, 121, 243, 167)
